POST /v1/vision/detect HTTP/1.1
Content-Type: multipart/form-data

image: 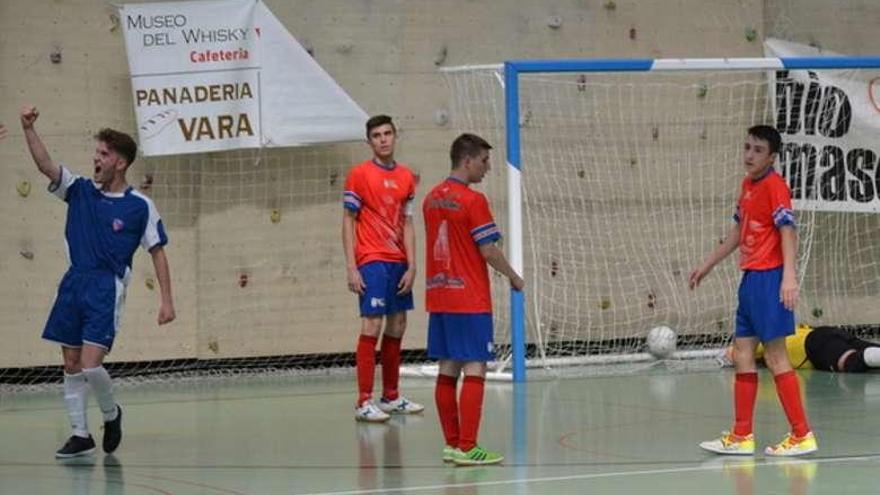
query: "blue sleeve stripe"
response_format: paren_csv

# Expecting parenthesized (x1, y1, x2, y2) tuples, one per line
(475, 232, 502, 246)
(344, 201, 360, 212)
(773, 207, 795, 227)
(343, 192, 361, 210)
(470, 222, 497, 235)
(473, 226, 501, 242)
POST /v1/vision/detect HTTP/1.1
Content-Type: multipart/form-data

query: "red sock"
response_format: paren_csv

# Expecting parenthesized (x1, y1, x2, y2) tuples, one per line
(356, 335, 378, 406)
(380, 335, 402, 401)
(458, 375, 485, 452)
(732, 372, 759, 437)
(435, 374, 459, 447)
(774, 370, 810, 438)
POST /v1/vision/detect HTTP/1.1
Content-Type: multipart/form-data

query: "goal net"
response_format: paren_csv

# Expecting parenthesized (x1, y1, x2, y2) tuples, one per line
(442, 58, 880, 375)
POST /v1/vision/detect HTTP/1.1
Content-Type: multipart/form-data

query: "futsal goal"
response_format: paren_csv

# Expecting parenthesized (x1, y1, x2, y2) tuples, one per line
(438, 55, 880, 381)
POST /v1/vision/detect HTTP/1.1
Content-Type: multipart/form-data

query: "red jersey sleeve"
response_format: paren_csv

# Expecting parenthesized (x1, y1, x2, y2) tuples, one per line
(769, 179, 795, 228)
(343, 166, 363, 212)
(404, 170, 416, 217)
(468, 193, 502, 246)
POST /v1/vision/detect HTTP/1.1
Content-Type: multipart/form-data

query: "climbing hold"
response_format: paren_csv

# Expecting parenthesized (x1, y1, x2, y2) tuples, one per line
(302, 40, 315, 57)
(239, 273, 249, 288)
(50, 45, 62, 64)
(433, 109, 449, 127)
(745, 27, 757, 42)
(697, 83, 708, 98)
(546, 16, 563, 29)
(270, 209, 281, 224)
(600, 298, 612, 310)
(577, 170, 585, 178)
(207, 339, 219, 354)
(140, 174, 154, 191)
(603, 1, 617, 11)
(550, 260, 559, 277)
(812, 307, 823, 318)
(652, 126, 659, 140)
(20, 250, 34, 260)
(629, 27, 637, 40)
(16, 180, 31, 197)
(434, 45, 448, 66)
(576, 74, 587, 92)
(145, 277, 155, 290)
(647, 292, 656, 310)
(108, 12, 120, 32)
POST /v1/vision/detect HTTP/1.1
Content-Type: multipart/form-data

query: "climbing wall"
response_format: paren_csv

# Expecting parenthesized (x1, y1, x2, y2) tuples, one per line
(0, 0, 877, 375)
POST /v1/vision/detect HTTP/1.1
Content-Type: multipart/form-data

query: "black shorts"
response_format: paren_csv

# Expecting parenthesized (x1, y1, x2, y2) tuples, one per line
(804, 327, 875, 371)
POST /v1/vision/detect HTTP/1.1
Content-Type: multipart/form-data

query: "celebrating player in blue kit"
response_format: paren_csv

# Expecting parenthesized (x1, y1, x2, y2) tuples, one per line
(21, 105, 176, 458)
(691, 125, 816, 457)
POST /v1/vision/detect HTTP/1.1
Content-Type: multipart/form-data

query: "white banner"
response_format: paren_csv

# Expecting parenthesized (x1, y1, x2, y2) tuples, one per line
(120, 0, 367, 156)
(765, 38, 880, 213)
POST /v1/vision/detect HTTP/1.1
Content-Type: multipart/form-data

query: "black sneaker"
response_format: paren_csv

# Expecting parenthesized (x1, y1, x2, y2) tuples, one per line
(103, 405, 123, 454)
(56, 435, 96, 458)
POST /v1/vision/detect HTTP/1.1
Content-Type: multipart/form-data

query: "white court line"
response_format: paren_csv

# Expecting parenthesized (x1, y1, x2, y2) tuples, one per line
(299, 453, 880, 495)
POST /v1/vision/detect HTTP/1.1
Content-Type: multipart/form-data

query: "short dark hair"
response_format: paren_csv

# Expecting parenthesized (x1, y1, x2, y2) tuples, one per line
(95, 128, 137, 166)
(366, 115, 395, 137)
(748, 125, 782, 154)
(450, 133, 492, 168)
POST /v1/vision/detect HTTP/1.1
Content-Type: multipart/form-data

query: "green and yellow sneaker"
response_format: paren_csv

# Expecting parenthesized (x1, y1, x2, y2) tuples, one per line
(442, 445, 461, 463)
(765, 432, 818, 457)
(699, 431, 755, 455)
(452, 445, 504, 466)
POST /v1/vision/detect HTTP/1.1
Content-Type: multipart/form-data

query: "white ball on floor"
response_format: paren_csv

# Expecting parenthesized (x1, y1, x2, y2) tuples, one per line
(647, 325, 677, 359)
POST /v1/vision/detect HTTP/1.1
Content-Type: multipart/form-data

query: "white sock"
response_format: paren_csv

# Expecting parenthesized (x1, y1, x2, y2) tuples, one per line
(63, 372, 89, 438)
(82, 366, 118, 421)
(864, 347, 880, 367)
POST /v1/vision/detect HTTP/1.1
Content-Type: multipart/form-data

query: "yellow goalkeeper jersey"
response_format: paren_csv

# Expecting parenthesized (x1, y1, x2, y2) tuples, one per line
(755, 324, 813, 369)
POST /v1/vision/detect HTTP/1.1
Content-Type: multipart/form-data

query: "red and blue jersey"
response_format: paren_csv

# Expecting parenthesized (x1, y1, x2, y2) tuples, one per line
(734, 169, 795, 270)
(423, 177, 501, 313)
(343, 160, 416, 267)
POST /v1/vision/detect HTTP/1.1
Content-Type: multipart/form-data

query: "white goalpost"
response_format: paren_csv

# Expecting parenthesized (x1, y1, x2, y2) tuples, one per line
(438, 56, 880, 381)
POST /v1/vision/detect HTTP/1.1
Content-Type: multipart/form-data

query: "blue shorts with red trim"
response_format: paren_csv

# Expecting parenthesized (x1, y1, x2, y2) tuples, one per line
(735, 266, 795, 343)
(427, 312, 494, 362)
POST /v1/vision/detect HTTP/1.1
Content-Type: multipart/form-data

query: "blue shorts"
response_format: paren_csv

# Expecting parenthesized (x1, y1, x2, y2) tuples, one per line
(427, 313, 495, 362)
(358, 261, 414, 317)
(735, 267, 795, 343)
(42, 269, 126, 351)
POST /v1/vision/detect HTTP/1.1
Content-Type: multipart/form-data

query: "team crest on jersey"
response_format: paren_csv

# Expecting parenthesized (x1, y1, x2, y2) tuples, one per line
(383, 179, 399, 189)
(112, 218, 125, 232)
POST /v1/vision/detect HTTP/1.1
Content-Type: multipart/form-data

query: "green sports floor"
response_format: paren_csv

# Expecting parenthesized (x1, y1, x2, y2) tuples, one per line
(1, 365, 879, 494)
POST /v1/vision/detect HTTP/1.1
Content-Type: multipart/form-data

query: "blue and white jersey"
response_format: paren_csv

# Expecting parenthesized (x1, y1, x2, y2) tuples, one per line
(49, 166, 168, 280)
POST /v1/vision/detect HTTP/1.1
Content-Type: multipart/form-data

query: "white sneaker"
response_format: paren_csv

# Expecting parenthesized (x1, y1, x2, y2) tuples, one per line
(355, 402, 391, 423)
(378, 396, 425, 414)
(699, 432, 755, 455)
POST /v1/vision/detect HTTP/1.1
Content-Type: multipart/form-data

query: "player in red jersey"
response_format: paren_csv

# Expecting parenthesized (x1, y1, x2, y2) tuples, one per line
(691, 125, 816, 457)
(423, 133, 524, 465)
(342, 115, 424, 422)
